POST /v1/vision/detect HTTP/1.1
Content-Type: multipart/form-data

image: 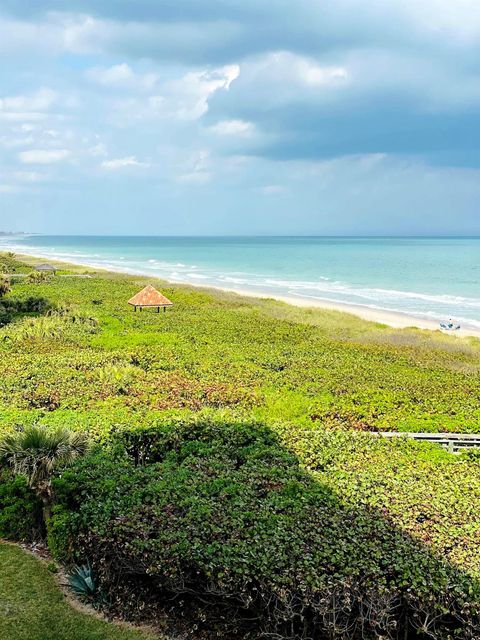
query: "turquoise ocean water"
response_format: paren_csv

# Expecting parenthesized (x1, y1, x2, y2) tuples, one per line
(2, 235, 480, 329)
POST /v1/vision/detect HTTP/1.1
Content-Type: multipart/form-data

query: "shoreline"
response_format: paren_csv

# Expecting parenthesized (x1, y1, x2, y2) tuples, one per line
(9, 249, 480, 339)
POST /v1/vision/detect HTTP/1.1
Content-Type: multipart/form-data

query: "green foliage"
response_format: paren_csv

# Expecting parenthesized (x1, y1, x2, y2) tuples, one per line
(1, 258, 479, 432)
(0, 470, 43, 541)
(0, 252, 31, 274)
(0, 296, 53, 328)
(50, 419, 480, 640)
(26, 270, 53, 284)
(0, 425, 89, 489)
(1, 254, 480, 639)
(1, 309, 98, 346)
(0, 425, 89, 527)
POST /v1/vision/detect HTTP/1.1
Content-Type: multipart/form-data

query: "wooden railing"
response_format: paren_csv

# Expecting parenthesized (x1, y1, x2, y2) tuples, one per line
(378, 432, 480, 453)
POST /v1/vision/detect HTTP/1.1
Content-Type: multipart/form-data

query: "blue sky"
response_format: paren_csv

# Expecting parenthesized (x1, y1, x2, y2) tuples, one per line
(1, 0, 480, 235)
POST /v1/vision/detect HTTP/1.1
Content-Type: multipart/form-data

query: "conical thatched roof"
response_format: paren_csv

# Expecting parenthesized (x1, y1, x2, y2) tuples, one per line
(128, 285, 173, 307)
(36, 263, 56, 271)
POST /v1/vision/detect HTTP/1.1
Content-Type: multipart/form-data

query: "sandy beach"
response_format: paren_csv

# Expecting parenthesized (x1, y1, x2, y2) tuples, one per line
(12, 251, 480, 339)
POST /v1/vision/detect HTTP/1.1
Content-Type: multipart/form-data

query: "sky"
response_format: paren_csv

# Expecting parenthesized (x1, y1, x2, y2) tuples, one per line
(1, 0, 480, 235)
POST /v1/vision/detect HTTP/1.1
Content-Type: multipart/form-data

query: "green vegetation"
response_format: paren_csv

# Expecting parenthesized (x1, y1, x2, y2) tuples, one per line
(48, 418, 480, 639)
(0, 424, 89, 524)
(0, 253, 479, 639)
(26, 270, 53, 284)
(0, 256, 479, 434)
(0, 543, 156, 640)
(0, 252, 31, 274)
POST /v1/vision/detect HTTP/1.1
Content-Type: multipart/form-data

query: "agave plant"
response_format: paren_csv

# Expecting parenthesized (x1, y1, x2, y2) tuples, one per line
(0, 425, 89, 523)
(68, 563, 108, 609)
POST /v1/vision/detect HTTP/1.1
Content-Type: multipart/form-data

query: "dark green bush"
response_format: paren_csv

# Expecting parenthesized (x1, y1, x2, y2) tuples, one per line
(49, 419, 480, 640)
(1, 296, 51, 314)
(0, 469, 43, 540)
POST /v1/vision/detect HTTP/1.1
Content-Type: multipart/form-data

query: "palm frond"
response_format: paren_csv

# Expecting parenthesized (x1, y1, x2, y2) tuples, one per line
(0, 425, 89, 489)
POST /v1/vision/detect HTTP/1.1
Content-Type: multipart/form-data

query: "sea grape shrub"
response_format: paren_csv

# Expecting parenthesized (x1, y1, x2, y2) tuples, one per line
(0, 469, 43, 541)
(49, 419, 480, 640)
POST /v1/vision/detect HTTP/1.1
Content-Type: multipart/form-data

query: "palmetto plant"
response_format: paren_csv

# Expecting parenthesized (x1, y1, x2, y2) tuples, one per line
(0, 425, 89, 523)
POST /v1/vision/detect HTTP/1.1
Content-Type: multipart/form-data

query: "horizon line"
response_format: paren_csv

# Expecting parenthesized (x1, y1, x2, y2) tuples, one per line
(2, 233, 480, 239)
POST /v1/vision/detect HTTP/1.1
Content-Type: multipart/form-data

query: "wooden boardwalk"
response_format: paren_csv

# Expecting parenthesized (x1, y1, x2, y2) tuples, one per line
(379, 431, 480, 453)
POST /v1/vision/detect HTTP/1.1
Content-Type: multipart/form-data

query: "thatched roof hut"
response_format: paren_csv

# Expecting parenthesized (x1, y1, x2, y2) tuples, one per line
(128, 285, 173, 313)
(35, 263, 57, 273)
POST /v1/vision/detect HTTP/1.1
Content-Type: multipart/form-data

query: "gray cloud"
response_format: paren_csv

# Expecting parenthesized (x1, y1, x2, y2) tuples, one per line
(2, 0, 479, 166)
(2, 0, 480, 233)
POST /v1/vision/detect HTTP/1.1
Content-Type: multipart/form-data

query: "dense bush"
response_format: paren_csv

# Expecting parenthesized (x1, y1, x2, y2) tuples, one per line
(2, 296, 52, 314)
(49, 419, 480, 640)
(0, 470, 43, 540)
(0, 296, 52, 327)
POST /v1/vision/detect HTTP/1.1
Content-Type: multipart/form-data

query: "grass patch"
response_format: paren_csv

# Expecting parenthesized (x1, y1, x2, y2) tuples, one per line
(0, 543, 157, 640)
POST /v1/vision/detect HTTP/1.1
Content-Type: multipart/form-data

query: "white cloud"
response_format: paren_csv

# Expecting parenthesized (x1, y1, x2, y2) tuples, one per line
(209, 119, 253, 135)
(101, 156, 150, 170)
(104, 64, 241, 126)
(168, 64, 240, 120)
(297, 60, 348, 86)
(241, 52, 348, 93)
(0, 88, 57, 113)
(0, 88, 58, 124)
(18, 149, 71, 164)
(86, 63, 158, 91)
(62, 15, 103, 54)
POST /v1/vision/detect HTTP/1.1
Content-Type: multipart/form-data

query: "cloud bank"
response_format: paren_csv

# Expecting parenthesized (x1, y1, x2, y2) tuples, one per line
(0, 0, 479, 233)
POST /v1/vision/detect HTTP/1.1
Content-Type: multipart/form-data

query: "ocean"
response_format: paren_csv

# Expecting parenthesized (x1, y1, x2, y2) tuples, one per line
(2, 235, 480, 329)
